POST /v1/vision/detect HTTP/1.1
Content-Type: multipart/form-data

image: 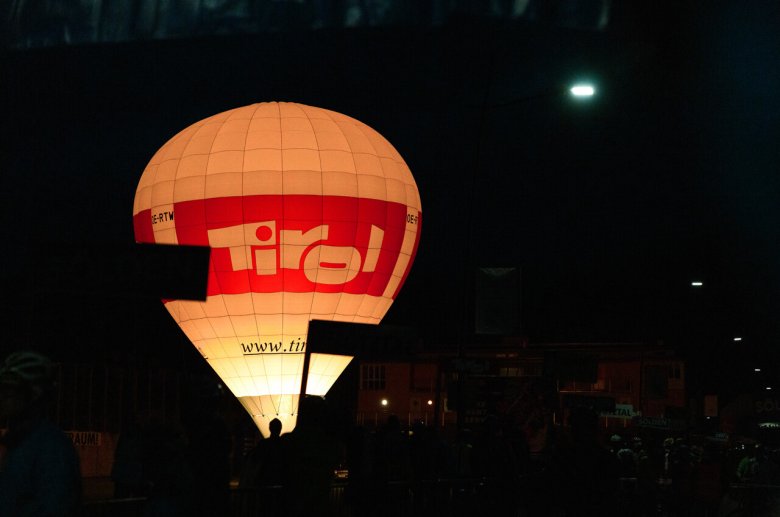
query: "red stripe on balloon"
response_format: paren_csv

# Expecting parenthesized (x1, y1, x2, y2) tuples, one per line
(133, 209, 155, 243)
(134, 195, 419, 299)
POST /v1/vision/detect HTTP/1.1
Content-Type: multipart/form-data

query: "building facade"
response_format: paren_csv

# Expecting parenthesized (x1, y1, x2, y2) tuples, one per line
(355, 341, 687, 436)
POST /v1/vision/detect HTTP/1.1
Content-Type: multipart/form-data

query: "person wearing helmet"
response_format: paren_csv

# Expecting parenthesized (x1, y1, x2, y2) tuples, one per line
(0, 350, 81, 516)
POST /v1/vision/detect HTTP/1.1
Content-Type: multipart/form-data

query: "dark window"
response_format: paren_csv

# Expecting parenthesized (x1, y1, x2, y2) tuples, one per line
(360, 364, 386, 390)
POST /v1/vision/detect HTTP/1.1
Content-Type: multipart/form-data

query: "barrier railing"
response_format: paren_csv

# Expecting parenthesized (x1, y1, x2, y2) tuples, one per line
(82, 497, 146, 517)
(81, 477, 526, 517)
(85, 474, 757, 517)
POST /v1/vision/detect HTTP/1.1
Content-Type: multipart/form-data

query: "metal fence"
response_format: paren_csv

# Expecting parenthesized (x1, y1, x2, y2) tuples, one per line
(81, 477, 526, 517)
(82, 478, 780, 517)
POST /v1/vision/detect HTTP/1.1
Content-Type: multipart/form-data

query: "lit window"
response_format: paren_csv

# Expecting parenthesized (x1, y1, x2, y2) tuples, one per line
(360, 364, 386, 390)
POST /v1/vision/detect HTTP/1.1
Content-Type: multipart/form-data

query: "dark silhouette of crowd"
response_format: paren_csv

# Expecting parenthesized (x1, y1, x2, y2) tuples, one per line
(110, 374, 232, 517)
(108, 392, 780, 517)
(7, 352, 780, 517)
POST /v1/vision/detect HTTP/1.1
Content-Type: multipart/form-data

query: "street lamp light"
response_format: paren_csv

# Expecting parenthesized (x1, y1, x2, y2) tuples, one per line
(570, 84, 596, 98)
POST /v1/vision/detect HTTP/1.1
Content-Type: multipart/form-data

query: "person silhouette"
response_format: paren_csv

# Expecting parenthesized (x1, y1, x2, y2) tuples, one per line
(269, 417, 282, 440)
(179, 376, 231, 517)
(240, 417, 285, 485)
(240, 417, 287, 513)
(553, 407, 620, 516)
(282, 397, 339, 517)
(0, 351, 82, 516)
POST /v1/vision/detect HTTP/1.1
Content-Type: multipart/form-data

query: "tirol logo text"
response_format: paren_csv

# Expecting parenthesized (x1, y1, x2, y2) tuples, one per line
(208, 220, 385, 285)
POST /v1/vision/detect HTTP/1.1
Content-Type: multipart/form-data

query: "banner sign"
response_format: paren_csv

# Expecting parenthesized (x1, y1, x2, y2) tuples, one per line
(600, 403, 640, 419)
(631, 416, 686, 431)
(66, 431, 102, 447)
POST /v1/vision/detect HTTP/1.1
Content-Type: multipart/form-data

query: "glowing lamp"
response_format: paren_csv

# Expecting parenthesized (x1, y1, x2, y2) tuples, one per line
(133, 102, 422, 436)
(569, 84, 595, 97)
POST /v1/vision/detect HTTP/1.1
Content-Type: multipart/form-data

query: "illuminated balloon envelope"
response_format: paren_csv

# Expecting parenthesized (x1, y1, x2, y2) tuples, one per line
(133, 102, 422, 436)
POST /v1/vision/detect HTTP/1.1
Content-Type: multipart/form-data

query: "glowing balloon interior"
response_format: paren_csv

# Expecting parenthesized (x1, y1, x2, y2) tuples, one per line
(133, 102, 421, 436)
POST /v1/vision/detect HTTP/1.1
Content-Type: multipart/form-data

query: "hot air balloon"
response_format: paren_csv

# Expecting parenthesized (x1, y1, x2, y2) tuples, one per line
(133, 102, 421, 436)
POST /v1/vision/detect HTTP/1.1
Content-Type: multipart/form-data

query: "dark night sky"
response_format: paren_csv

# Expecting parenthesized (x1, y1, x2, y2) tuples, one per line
(1, 2, 779, 396)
